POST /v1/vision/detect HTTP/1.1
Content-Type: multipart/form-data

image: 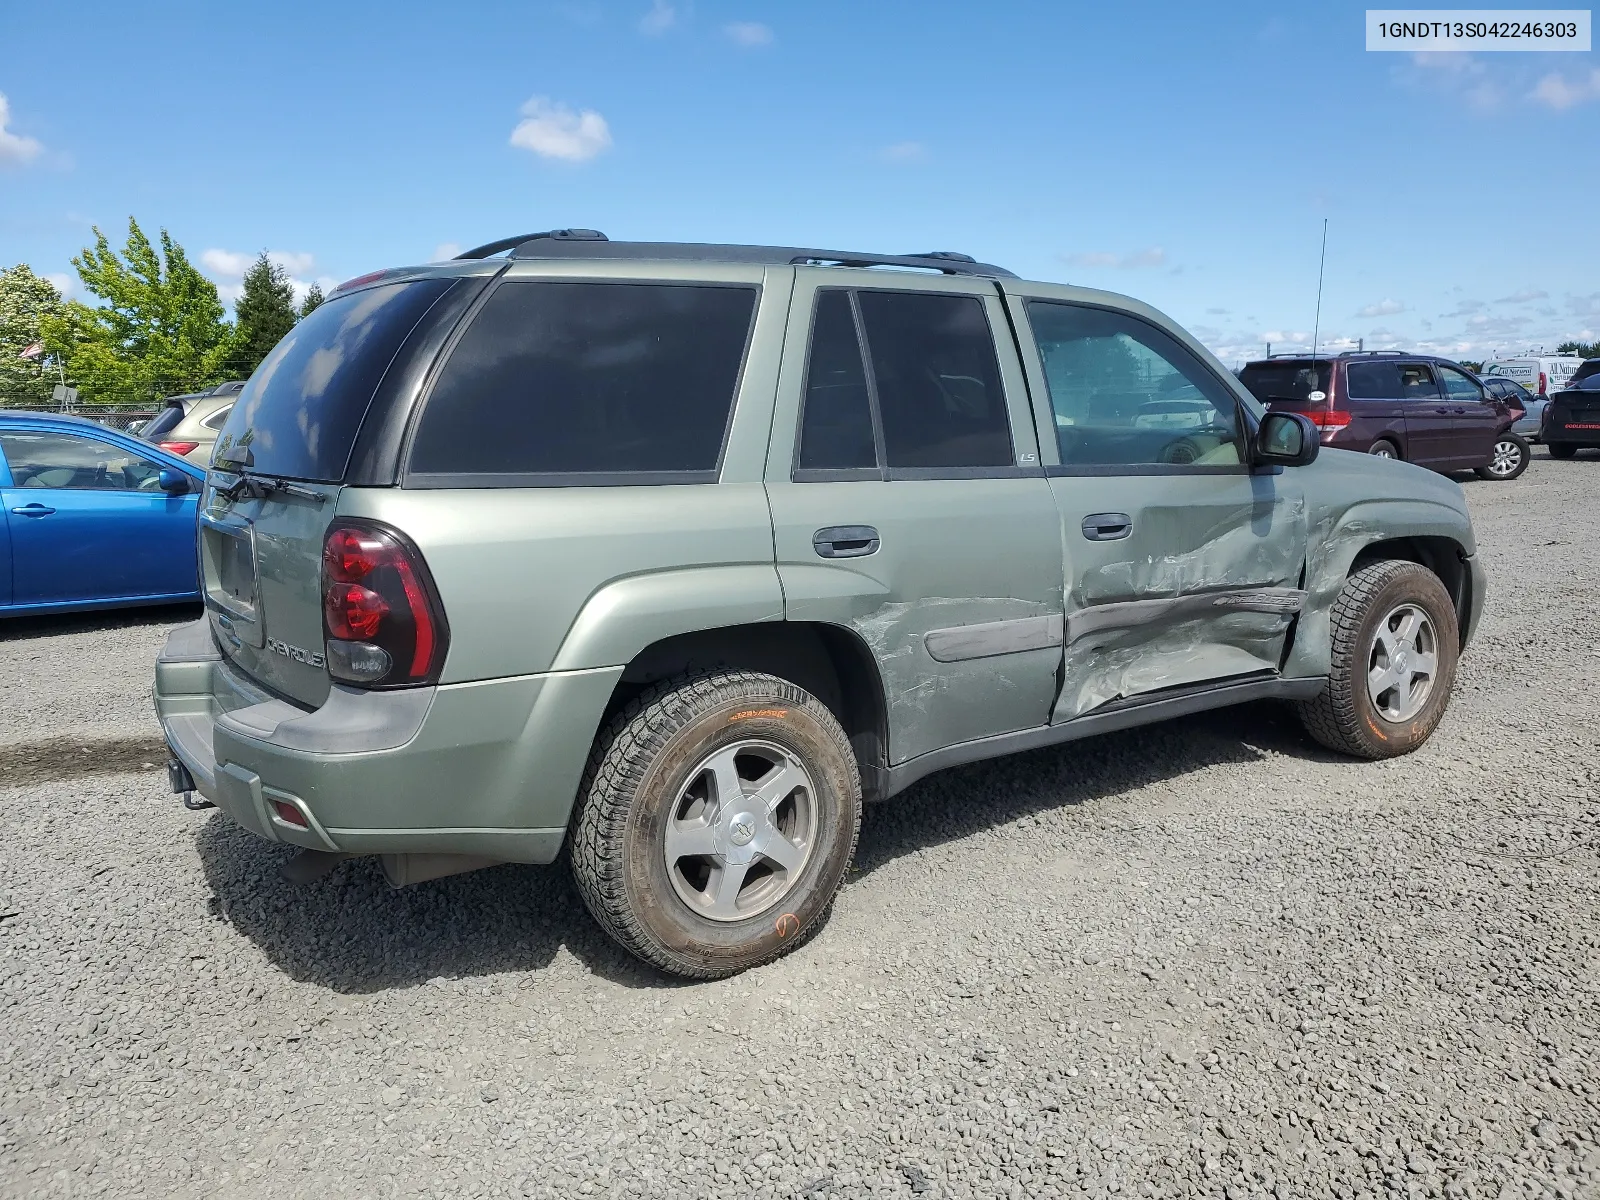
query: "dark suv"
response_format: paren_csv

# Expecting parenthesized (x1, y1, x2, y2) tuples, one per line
(1543, 360, 1600, 458)
(1239, 352, 1529, 480)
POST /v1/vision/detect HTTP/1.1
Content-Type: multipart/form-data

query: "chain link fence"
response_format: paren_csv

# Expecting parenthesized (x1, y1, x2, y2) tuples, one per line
(1, 399, 163, 432)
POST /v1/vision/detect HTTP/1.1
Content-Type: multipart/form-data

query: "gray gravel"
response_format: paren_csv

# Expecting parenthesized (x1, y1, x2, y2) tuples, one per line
(3, 459, 1598, 1199)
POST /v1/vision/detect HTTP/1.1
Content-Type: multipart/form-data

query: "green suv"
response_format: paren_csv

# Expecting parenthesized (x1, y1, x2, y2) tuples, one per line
(155, 231, 1486, 977)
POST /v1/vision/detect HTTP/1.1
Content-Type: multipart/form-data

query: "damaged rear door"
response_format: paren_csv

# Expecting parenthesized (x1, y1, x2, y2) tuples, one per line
(764, 271, 1064, 765)
(1005, 286, 1309, 720)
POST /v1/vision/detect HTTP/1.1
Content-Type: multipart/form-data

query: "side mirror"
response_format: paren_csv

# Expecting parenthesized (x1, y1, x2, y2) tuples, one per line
(158, 468, 192, 495)
(1255, 411, 1319, 467)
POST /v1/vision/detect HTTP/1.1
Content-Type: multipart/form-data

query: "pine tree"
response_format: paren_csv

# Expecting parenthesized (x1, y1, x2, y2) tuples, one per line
(298, 282, 325, 320)
(233, 252, 298, 374)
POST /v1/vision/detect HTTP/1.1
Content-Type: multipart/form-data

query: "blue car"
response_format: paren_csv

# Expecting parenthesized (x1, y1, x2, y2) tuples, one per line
(0, 411, 206, 616)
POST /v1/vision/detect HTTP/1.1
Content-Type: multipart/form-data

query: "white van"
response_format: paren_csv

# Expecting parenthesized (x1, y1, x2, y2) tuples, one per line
(1481, 354, 1584, 396)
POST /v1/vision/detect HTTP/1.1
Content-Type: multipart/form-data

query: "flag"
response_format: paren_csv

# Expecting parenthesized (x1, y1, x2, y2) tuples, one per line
(18, 342, 44, 360)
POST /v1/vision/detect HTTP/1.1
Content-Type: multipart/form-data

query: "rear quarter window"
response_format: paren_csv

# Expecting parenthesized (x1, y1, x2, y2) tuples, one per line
(213, 279, 453, 482)
(1238, 363, 1327, 404)
(407, 281, 757, 484)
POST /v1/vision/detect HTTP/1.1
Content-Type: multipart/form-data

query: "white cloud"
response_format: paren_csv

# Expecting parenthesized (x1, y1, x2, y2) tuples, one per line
(0, 92, 43, 166)
(1355, 299, 1404, 318)
(1063, 247, 1167, 269)
(1531, 69, 1600, 110)
(1405, 52, 1504, 111)
(509, 96, 612, 162)
(45, 271, 74, 300)
(201, 248, 254, 277)
(724, 21, 773, 47)
(881, 141, 926, 163)
(1495, 288, 1548, 303)
(432, 242, 463, 261)
(638, 0, 676, 35)
(200, 247, 332, 309)
(267, 249, 315, 276)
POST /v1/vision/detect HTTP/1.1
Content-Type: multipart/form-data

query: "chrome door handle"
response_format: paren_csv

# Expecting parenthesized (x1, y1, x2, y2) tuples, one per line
(813, 525, 880, 558)
(1081, 512, 1132, 541)
(10, 503, 55, 517)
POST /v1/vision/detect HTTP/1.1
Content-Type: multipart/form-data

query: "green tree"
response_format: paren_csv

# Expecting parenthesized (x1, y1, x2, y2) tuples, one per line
(0, 264, 66, 403)
(298, 282, 325, 320)
(39, 218, 232, 404)
(1557, 340, 1599, 358)
(233, 252, 298, 374)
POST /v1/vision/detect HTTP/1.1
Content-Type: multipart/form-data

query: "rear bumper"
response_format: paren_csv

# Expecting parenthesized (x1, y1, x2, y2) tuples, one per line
(154, 618, 620, 863)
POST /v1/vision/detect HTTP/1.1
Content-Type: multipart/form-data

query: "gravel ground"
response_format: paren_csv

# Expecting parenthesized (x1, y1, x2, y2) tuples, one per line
(2, 458, 1597, 1200)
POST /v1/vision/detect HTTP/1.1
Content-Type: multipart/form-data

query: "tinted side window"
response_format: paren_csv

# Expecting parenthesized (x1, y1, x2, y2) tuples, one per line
(1025, 301, 1243, 468)
(856, 291, 1013, 469)
(797, 291, 876, 472)
(1399, 364, 1441, 400)
(1438, 365, 1484, 401)
(0, 431, 167, 491)
(1345, 361, 1403, 399)
(411, 282, 756, 480)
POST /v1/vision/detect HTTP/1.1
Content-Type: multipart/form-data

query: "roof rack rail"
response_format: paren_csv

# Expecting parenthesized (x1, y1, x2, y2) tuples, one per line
(1337, 350, 1407, 357)
(462, 237, 1016, 278)
(455, 229, 609, 260)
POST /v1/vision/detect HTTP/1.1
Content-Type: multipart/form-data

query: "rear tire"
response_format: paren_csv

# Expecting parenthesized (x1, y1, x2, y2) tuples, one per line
(1548, 443, 1577, 460)
(1368, 439, 1400, 460)
(1296, 561, 1459, 760)
(1475, 433, 1529, 480)
(569, 670, 862, 979)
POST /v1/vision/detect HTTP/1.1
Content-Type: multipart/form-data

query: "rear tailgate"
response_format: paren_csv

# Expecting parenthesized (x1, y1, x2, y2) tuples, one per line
(201, 275, 462, 709)
(1547, 390, 1600, 436)
(201, 484, 343, 708)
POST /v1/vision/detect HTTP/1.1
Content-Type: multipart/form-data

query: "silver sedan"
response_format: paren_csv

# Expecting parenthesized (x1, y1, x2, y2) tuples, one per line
(1482, 376, 1546, 441)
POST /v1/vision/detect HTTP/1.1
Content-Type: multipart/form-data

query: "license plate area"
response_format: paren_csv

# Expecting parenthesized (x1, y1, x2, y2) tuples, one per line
(200, 511, 265, 648)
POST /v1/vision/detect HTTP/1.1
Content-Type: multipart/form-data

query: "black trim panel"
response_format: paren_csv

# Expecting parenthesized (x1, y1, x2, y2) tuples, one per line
(882, 674, 1327, 799)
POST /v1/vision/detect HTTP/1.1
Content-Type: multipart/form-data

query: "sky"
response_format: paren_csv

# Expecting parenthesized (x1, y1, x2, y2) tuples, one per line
(2, 0, 1597, 366)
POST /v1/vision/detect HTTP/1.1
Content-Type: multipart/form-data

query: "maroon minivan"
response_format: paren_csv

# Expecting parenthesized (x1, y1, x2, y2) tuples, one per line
(1238, 352, 1529, 480)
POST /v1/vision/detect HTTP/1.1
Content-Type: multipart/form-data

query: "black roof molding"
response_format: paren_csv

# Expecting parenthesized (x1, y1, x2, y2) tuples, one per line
(455, 229, 610, 260)
(455, 231, 1014, 277)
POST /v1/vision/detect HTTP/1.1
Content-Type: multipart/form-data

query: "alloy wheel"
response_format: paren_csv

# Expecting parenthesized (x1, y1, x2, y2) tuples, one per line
(664, 739, 817, 922)
(1367, 603, 1438, 723)
(1485, 438, 1524, 477)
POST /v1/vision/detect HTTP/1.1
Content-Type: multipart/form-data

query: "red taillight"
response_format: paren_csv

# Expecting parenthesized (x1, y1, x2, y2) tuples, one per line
(324, 582, 390, 640)
(320, 521, 448, 687)
(160, 441, 199, 455)
(1306, 409, 1352, 428)
(1538, 372, 1547, 395)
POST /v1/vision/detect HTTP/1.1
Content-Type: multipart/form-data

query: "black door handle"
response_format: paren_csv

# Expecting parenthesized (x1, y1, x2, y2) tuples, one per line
(813, 525, 880, 558)
(1081, 512, 1132, 541)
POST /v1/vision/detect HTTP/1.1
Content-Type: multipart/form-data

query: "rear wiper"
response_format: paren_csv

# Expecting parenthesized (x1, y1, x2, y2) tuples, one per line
(213, 471, 327, 505)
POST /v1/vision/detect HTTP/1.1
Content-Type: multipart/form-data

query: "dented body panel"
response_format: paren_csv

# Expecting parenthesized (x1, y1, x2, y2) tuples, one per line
(1046, 470, 1308, 718)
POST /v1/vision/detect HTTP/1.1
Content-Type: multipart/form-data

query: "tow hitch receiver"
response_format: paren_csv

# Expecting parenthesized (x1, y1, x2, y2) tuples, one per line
(167, 757, 213, 810)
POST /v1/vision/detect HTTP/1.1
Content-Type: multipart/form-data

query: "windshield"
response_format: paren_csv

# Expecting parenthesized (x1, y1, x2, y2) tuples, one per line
(213, 279, 451, 481)
(1238, 361, 1329, 404)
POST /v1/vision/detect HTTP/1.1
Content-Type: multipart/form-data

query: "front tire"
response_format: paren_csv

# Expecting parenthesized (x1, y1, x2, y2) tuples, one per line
(1296, 561, 1459, 760)
(1548, 443, 1577, 460)
(1475, 433, 1529, 480)
(569, 670, 862, 978)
